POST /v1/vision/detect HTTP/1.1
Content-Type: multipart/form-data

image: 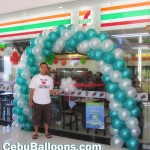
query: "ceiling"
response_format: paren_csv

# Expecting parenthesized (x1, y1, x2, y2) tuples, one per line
(0, 0, 79, 15)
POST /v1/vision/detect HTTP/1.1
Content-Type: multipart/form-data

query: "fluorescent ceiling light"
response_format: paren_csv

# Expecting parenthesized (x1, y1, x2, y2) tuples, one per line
(59, 6, 63, 8)
(112, 33, 150, 38)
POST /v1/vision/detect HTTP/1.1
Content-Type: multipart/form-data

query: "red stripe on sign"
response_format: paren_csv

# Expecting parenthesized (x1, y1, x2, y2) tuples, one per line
(54, 82, 105, 87)
(101, 18, 150, 27)
(0, 30, 43, 38)
(83, 10, 91, 27)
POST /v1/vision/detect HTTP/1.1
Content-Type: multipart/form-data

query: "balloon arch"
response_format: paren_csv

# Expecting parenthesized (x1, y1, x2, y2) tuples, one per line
(13, 25, 141, 150)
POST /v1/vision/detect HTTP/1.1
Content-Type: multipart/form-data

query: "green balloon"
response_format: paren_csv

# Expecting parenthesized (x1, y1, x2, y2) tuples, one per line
(0, 43, 7, 49)
(119, 127, 131, 140)
(114, 89, 127, 102)
(12, 106, 23, 115)
(23, 122, 33, 131)
(80, 57, 86, 64)
(103, 52, 115, 64)
(18, 114, 27, 124)
(126, 138, 139, 150)
(113, 59, 126, 71)
(123, 97, 136, 109)
(111, 117, 124, 129)
(106, 81, 118, 93)
(101, 75, 110, 84)
(109, 110, 118, 119)
(130, 106, 141, 118)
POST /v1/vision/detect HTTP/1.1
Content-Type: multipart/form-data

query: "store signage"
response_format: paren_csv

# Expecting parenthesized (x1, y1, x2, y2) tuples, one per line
(86, 102, 104, 129)
(78, 10, 91, 27)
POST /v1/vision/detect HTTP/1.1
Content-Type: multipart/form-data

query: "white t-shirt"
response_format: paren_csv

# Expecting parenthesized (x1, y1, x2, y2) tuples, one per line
(29, 74, 54, 104)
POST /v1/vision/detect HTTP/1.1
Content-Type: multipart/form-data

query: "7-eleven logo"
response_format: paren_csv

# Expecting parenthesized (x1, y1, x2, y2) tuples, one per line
(79, 10, 91, 27)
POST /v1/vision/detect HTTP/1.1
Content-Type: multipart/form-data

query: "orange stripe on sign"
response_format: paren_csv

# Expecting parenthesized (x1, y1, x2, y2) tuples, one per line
(0, 13, 71, 27)
(101, 1, 150, 12)
(79, 10, 89, 16)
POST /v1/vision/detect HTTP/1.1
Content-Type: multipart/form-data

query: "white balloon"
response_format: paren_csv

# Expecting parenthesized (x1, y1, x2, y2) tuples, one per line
(109, 100, 122, 111)
(42, 29, 50, 39)
(106, 93, 115, 101)
(36, 55, 45, 63)
(35, 37, 44, 47)
(100, 63, 113, 75)
(109, 125, 119, 135)
(32, 46, 42, 55)
(119, 78, 132, 91)
(21, 69, 31, 80)
(131, 126, 141, 137)
(110, 135, 124, 149)
(126, 87, 137, 98)
(89, 37, 101, 49)
(82, 25, 90, 32)
(125, 117, 139, 129)
(52, 44, 63, 53)
(4, 47, 13, 56)
(113, 48, 124, 59)
(71, 25, 81, 34)
(55, 37, 66, 49)
(118, 108, 130, 121)
(101, 39, 113, 52)
(61, 29, 72, 40)
(77, 40, 89, 54)
(110, 70, 122, 82)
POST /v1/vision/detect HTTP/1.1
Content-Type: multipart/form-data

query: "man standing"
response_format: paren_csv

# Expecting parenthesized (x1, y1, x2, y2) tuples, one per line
(29, 62, 58, 139)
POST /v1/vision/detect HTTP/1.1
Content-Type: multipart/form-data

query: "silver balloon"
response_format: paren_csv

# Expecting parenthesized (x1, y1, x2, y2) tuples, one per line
(21, 52, 27, 61)
(32, 46, 42, 55)
(96, 60, 105, 68)
(77, 40, 89, 54)
(126, 87, 137, 98)
(17, 100, 27, 108)
(82, 25, 90, 32)
(109, 125, 119, 135)
(101, 39, 113, 52)
(71, 25, 81, 34)
(109, 100, 122, 111)
(55, 37, 66, 49)
(23, 107, 32, 116)
(110, 135, 124, 149)
(125, 117, 139, 129)
(113, 48, 124, 59)
(110, 70, 122, 82)
(14, 84, 19, 91)
(18, 60, 26, 69)
(89, 37, 101, 49)
(12, 114, 18, 121)
(42, 29, 50, 39)
(4, 47, 13, 56)
(52, 44, 63, 53)
(100, 63, 113, 75)
(119, 78, 132, 91)
(35, 37, 44, 47)
(106, 93, 115, 101)
(118, 108, 130, 121)
(131, 126, 141, 137)
(36, 55, 45, 64)
(61, 29, 72, 40)
(21, 69, 31, 80)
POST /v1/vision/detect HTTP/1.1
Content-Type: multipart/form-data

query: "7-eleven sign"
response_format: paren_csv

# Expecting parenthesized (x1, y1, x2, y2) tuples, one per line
(79, 10, 91, 27)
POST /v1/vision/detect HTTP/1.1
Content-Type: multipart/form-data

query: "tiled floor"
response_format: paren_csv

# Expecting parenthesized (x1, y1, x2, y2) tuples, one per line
(0, 125, 127, 150)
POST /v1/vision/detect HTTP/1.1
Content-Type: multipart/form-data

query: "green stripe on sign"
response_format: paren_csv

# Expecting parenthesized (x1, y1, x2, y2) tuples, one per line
(86, 102, 104, 106)
(101, 9, 150, 20)
(0, 19, 71, 33)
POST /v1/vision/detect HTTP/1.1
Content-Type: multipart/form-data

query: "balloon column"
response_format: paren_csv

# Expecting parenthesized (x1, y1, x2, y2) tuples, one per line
(13, 25, 141, 149)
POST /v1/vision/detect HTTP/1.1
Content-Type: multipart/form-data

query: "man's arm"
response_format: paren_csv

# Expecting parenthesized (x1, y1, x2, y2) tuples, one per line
(30, 88, 35, 108)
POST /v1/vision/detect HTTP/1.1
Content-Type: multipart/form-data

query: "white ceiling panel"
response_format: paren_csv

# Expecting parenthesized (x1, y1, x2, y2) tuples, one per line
(0, 0, 79, 15)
